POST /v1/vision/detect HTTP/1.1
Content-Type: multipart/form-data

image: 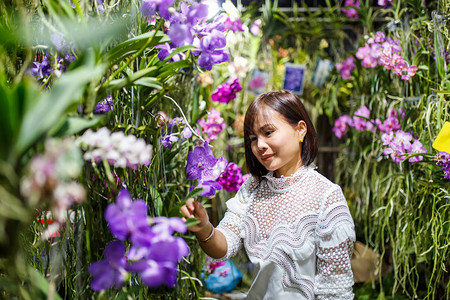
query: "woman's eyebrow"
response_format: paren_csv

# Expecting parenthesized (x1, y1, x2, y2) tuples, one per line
(258, 123, 274, 132)
(249, 123, 274, 135)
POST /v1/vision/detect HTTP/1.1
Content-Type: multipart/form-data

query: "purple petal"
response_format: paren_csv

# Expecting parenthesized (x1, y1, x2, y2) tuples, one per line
(168, 23, 193, 47)
(89, 261, 115, 291)
(105, 241, 126, 264)
(127, 246, 151, 261)
(130, 224, 155, 248)
(138, 261, 167, 287)
(140, 0, 157, 17)
(198, 180, 221, 197)
(116, 189, 132, 209)
(198, 52, 213, 70)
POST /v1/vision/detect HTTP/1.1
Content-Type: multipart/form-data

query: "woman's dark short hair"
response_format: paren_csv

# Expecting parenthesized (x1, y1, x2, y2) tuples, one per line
(244, 90, 318, 180)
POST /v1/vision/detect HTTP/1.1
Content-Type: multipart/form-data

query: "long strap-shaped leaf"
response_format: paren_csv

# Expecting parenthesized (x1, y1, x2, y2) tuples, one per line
(14, 57, 104, 159)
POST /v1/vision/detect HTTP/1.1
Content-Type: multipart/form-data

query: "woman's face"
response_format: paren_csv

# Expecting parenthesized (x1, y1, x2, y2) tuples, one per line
(249, 107, 307, 178)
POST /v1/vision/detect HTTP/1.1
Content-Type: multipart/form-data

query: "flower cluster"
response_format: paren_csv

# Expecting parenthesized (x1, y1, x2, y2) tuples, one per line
(28, 33, 76, 82)
(89, 189, 189, 291)
(332, 105, 376, 138)
(336, 56, 355, 79)
(354, 31, 418, 81)
(224, 17, 244, 32)
(205, 258, 230, 277)
(216, 162, 246, 192)
(140, 0, 230, 70)
(77, 127, 153, 169)
(21, 138, 85, 223)
(94, 95, 113, 114)
(160, 117, 193, 149)
(433, 151, 450, 179)
(186, 142, 228, 197)
(333, 107, 427, 163)
(198, 108, 226, 143)
(332, 115, 354, 139)
(382, 130, 427, 163)
(341, 0, 360, 18)
(211, 78, 242, 104)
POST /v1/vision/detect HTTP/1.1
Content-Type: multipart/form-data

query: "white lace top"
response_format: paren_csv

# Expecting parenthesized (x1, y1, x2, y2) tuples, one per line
(213, 165, 355, 299)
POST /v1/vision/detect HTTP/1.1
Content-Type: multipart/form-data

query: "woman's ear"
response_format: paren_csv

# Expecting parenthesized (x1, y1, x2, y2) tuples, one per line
(297, 121, 307, 142)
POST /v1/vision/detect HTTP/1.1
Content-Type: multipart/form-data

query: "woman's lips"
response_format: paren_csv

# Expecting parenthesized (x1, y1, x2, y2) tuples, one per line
(261, 154, 274, 161)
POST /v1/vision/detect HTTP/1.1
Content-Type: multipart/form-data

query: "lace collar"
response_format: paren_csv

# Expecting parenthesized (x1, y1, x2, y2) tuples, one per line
(262, 164, 315, 191)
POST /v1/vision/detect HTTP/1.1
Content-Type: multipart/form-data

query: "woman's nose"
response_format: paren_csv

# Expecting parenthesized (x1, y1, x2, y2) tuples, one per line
(257, 138, 268, 150)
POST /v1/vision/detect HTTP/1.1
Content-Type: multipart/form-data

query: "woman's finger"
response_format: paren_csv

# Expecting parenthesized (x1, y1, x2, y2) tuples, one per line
(180, 205, 193, 219)
(193, 200, 206, 218)
(185, 198, 195, 210)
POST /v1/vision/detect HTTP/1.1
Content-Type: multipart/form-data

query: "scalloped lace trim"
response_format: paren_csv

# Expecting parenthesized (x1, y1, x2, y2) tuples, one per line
(244, 213, 316, 298)
(263, 164, 314, 192)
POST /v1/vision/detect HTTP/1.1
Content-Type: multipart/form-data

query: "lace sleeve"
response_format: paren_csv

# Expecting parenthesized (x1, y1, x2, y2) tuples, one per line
(209, 176, 254, 262)
(314, 185, 356, 300)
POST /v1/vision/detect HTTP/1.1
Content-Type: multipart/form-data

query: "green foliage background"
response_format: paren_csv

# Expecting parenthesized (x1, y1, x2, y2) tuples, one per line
(0, 0, 449, 299)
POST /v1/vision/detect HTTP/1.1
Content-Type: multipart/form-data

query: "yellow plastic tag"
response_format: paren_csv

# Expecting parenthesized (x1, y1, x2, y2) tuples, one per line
(432, 122, 450, 153)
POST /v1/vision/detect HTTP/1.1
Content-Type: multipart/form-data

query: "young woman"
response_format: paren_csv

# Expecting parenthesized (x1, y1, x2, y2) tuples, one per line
(181, 90, 355, 299)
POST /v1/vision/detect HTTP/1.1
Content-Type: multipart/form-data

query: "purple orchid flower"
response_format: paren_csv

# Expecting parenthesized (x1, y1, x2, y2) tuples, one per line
(88, 241, 128, 291)
(127, 235, 189, 287)
(196, 179, 223, 197)
(434, 151, 450, 179)
(128, 260, 178, 287)
(186, 142, 228, 196)
(168, 23, 194, 47)
(140, 0, 174, 19)
(408, 139, 427, 162)
(186, 142, 218, 180)
(217, 162, 245, 192)
(198, 49, 229, 70)
(155, 43, 184, 62)
(104, 189, 149, 240)
(332, 115, 354, 139)
(94, 95, 113, 113)
(153, 216, 187, 235)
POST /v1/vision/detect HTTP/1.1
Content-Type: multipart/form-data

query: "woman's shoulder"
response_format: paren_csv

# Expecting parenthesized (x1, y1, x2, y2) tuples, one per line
(224, 175, 259, 214)
(304, 168, 340, 194)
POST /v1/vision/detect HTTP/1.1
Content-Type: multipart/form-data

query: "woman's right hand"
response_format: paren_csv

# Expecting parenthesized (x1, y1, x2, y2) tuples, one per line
(180, 198, 210, 233)
(181, 198, 227, 259)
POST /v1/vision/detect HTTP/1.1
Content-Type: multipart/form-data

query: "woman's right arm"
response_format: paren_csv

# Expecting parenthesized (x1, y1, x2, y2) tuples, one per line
(180, 198, 228, 259)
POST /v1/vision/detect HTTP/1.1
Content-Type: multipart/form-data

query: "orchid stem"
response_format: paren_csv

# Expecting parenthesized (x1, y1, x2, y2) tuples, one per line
(163, 95, 206, 144)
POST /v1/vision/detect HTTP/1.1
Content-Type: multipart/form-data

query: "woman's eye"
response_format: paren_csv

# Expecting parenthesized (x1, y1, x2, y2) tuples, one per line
(265, 130, 273, 136)
(249, 136, 257, 142)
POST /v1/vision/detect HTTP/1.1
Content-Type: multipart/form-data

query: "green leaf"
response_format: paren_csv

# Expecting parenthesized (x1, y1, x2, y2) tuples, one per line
(133, 77, 162, 89)
(183, 188, 204, 202)
(184, 218, 200, 227)
(50, 116, 103, 137)
(14, 61, 104, 158)
(434, 30, 445, 79)
(28, 267, 63, 300)
(156, 60, 193, 81)
(0, 185, 30, 221)
(107, 31, 170, 64)
(165, 161, 185, 173)
(0, 79, 39, 161)
(104, 67, 158, 90)
(148, 184, 163, 216)
(431, 88, 450, 94)
(161, 45, 196, 63)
